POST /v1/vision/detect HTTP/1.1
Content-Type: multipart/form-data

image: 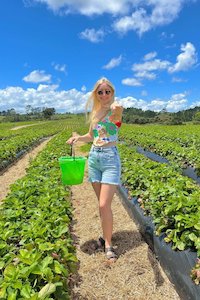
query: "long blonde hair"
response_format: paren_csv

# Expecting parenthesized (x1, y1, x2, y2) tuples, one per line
(86, 77, 115, 125)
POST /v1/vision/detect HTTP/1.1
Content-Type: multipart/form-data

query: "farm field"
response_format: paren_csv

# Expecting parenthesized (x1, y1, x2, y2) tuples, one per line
(119, 124, 200, 250)
(0, 119, 199, 299)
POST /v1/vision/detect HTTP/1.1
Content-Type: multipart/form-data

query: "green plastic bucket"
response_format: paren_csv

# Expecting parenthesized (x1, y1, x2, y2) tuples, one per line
(58, 156, 87, 185)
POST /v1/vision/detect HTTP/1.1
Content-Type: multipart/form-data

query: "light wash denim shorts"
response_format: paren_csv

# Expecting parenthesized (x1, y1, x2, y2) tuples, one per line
(88, 145, 121, 185)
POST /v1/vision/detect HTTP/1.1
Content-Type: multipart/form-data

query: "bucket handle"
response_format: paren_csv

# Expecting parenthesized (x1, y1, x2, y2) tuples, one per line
(70, 144, 75, 160)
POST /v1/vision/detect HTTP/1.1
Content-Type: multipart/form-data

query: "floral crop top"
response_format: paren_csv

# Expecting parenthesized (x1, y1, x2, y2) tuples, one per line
(92, 111, 122, 147)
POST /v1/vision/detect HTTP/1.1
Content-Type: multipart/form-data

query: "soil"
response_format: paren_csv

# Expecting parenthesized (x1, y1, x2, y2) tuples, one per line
(70, 139, 180, 300)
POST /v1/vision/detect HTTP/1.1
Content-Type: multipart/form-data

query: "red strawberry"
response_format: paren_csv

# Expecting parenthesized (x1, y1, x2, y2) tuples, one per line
(115, 121, 122, 127)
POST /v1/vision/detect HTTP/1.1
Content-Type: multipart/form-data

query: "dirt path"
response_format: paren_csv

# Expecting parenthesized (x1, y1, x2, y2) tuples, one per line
(70, 140, 180, 300)
(11, 122, 47, 130)
(0, 137, 52, 202)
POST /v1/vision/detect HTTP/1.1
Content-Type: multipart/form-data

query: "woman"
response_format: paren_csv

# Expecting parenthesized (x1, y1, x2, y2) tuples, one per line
(66, 77, 123, 262)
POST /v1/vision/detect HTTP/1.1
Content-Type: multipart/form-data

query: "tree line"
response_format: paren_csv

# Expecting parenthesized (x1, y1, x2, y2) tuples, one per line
(0, 105, 200, 124)
(0, 106, 57, 122)
(122, 106, 200, 124)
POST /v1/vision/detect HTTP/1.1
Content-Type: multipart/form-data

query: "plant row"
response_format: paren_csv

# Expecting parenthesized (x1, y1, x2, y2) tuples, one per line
(0, 121, 45, 140)
(0, 119, 84, 172)
(121, 124, 200, 148)
(0, 129, 80, 299)
(119, 144, 200, 283)
(120, 124, 200, 176)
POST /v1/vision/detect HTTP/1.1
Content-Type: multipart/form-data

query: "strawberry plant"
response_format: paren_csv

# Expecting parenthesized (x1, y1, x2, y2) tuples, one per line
(0, 127, 85, 299)
(119, 143, 200, 283)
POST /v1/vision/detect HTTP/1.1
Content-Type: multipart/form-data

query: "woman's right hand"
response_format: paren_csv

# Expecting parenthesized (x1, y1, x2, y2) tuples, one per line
(66, 136, 79, 145)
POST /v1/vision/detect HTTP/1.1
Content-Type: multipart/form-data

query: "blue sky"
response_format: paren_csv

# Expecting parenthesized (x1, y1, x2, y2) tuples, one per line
(0, 0, 200, 113)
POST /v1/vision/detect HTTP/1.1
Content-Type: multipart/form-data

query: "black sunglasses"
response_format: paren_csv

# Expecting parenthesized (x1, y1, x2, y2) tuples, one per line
(97, 90, 111, 95)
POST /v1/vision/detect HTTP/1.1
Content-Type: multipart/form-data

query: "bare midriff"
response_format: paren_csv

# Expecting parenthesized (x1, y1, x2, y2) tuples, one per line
(93, 141, 117, 148)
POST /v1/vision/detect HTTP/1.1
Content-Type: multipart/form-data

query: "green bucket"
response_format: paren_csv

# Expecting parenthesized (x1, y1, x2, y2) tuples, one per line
(58, 156, 87, 185)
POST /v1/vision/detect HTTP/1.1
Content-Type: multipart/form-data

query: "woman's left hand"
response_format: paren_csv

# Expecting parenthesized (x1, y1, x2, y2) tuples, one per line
(109, 101, 123, 123)
(110, 101, 123, 115)
(110, 101, 123, 113)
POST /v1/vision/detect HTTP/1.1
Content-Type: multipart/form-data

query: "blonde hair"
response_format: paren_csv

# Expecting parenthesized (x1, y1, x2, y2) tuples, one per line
(86, 77, 115, 125)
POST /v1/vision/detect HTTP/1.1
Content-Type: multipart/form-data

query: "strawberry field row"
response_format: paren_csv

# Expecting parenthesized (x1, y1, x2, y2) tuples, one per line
(119, 143, 200, 285)
(0, 127, 81, 299)
(120, 124, 200, 176)
(0, 119, 84, 172)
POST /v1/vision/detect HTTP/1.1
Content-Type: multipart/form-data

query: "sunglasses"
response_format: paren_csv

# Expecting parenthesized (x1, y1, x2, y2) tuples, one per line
(97, 90, 111, 95)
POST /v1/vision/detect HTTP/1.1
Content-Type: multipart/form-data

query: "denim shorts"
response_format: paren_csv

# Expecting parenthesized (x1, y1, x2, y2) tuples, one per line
(88, 145, 121, 185)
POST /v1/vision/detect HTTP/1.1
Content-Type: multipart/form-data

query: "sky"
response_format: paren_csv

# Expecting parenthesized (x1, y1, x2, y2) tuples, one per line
(0, 0, 200, 114)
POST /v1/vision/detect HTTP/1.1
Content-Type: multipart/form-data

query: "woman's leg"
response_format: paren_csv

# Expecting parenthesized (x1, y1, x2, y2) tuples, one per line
(98, 183, 117, 248)
(91, 182, 101, 200)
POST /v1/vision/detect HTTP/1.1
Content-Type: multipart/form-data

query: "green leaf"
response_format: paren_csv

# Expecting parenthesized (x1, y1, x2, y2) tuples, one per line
(4, 264, 18, 281)
(38, 242, 55, 251)
(13, 280, 22, 289)
(194, 223, 200, 230)
(28, 293, 39, 300)
(176, 241, 185, 251)
(19, 262, 39, 278)
(0, 260, 5, 270)
(18, 249, 42, 265)
(189, 233, 198, 242)
(38, 283, 56, 299)
(0, 242, 7, 250)
(41, 256, 53, 270)
(54, 260, 62, 274)
(174, 215, 183, 221)
(27, 294, 39, 300)
(0, 283, 8, 298)
(30, 264, 43, 276)
(43, 267, 54, 281)
(7, 287, 17, 300)
(52, 225, 68, 238)
(20, 283, 32, 298)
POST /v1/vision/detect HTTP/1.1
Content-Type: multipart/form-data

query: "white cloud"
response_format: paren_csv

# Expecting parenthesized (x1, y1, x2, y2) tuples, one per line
(103, 55, 122, 69)
(147, 99, 166, 111)
(128, 42, 197, 84)
(52, 63, 67, 74)
(143, 51, 157, 61)
(0, 85, 195, 113)
(81, 85, 87, 92)
(32, 0, 133, 15)
(79, 28, 105, 43)
(113, 8, 151, 36)
(0, 85, 89, 113)
(132, 58, 171, 80)
(32, 0, 187, 36)
(113, 0, 183, 36)
(147, 93, 188, 112)
(150, 0, 182, 26)
(116, 95, 167, 111)
(118, 92, 188, 112)
(116, 96, 147, 109)
(23, 70, 52, 83)
(141, 90, 148, 97)
(190, 101, 200, 108)
(168, 42, 198, 73)
(166, 93, 188, 111)
(133, 59, 171, 72)
(172, 77, 187, 82)
(37, 84, 58, 92)
(160, 31, 175, 40)
(122, 77, 142, 86)
(135, 71, 156, 80)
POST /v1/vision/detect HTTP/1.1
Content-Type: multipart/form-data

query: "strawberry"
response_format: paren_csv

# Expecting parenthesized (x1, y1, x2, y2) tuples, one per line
(115, 121, 122, 127)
